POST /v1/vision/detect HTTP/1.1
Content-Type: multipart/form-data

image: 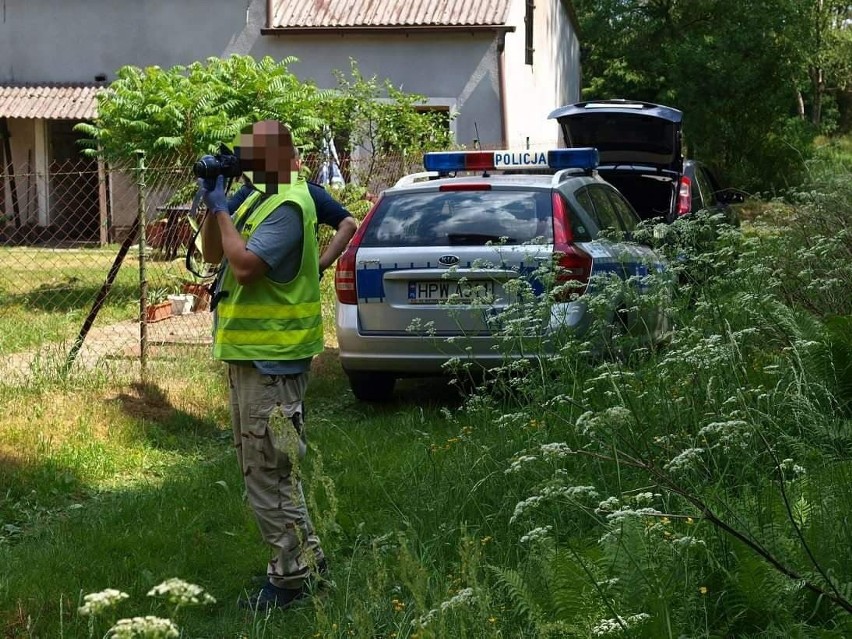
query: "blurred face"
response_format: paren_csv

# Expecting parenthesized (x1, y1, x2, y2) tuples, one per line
(235, 120, 300, 193)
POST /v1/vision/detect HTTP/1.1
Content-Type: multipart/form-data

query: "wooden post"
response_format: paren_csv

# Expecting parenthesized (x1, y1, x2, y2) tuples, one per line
(137, 152, 149, 381)
(97, 155, 110, 245)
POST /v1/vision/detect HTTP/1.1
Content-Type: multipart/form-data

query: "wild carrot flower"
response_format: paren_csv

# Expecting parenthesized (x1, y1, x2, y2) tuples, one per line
(147, 578, 216, 607)
(78, 589, 129, 616)
(591, 613, 650, 636)
(106, 616, 179, 638)
(520, 526, 552, 543)
(412, 588, 477, 629)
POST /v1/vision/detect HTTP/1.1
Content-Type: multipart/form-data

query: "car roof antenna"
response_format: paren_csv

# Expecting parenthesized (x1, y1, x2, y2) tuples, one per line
(473, 122, 489, 177)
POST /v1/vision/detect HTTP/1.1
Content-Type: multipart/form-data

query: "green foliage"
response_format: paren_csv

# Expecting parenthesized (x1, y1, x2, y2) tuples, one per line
(316, 60, 456, 188)
(76, 55, 453, 175)
(573, 0, 852, 191)
(320, 60, 454, 158)
(751, 172, 852, 317)
(76, 55, 325, 166)
(450, 168, 852, 635)
(2, 170, 851, 637)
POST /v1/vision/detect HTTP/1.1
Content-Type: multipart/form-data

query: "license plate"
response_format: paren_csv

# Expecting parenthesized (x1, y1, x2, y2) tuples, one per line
(408, 279, 498, 304)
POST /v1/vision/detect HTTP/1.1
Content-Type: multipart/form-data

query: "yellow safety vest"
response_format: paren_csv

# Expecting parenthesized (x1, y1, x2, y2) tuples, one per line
(213, 181, 323, 361)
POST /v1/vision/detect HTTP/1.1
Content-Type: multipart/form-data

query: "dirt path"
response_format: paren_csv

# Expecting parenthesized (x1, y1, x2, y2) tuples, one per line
(0, 312, 213, 380)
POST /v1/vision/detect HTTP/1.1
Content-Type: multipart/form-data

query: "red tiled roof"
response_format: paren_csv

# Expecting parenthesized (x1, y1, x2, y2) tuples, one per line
(0, 85, 100, 120)
(269, 0, 512, 29)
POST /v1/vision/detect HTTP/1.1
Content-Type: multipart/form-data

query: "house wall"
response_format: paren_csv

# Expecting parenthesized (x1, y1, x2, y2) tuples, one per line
(1, 0, 580, 238)
(0, 0, 506, 147)
(268, 33, 504, 149)
(502, 0, 581, 149)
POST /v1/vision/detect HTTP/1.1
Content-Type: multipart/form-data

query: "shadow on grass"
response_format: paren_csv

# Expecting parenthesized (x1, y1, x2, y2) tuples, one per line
(310, 346, 467, 413)
(111, 382, 228, 451)
(3, 279, 140, 313)
(0, 450, 258, 639)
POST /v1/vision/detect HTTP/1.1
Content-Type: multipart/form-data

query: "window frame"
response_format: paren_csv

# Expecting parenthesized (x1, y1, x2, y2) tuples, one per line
(525, 0, 535, 65)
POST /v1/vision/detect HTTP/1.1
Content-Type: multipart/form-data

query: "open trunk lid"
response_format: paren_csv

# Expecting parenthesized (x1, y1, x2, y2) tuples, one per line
(548, 100, 684, 174)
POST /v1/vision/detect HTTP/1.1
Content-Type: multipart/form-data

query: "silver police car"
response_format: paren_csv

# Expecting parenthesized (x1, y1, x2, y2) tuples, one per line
(334, 148, 667, 401)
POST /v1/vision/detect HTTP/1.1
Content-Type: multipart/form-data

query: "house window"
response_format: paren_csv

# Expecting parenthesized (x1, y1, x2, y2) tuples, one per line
(525, 0, 535, 65)
(414, 106, 452, 147)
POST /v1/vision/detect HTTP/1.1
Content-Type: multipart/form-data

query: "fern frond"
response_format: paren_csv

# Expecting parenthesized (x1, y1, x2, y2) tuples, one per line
(488, 565, 542, 625)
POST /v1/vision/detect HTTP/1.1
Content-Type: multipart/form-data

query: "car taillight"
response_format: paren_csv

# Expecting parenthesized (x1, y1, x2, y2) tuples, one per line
(676, 176, 692, 216)
(551, 191, 591, 300)
(335, 250, 357, 305)
(334, 197, 381, 305)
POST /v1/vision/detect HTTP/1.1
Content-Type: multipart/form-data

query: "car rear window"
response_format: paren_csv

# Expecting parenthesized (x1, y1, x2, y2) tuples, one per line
(360, 189, 554, 247)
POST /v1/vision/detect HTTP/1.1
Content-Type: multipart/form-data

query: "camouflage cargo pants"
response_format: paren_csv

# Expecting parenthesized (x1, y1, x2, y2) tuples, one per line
(228, 364, 325, 589)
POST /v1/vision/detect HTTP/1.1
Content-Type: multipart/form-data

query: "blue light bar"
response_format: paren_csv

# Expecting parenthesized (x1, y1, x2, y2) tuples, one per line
(547, 148, 599, 170)
(423, 148, 599, 173)
(423, 151, 495, 172)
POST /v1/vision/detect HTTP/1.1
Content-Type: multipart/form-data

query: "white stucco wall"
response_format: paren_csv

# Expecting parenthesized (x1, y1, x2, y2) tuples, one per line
(501, 0, 581, 150)
(0, 0, 506, 147)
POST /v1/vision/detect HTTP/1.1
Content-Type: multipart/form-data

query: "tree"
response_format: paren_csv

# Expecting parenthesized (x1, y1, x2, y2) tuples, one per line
(573, 0, 822, 190)
(76, 55, 453, 176)
(76, 56, 327, 167)
(316, 60, 455, 187)
(793, 1, 852, 130)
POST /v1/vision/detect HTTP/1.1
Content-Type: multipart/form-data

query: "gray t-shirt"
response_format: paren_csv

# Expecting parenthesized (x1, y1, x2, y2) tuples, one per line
(246, 204, 303, 284)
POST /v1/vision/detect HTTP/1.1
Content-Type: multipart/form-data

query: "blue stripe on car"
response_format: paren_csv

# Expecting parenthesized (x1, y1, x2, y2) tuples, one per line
(354, 255, 663, 302)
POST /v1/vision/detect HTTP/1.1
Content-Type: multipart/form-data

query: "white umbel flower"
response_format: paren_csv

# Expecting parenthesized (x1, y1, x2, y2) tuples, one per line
(78, 588, 129, 616)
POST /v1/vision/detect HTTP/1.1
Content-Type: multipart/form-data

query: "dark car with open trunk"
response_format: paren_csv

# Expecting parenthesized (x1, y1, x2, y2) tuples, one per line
(548, 100, 743, 224)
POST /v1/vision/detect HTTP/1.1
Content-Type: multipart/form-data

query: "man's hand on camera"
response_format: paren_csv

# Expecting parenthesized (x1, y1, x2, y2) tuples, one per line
(198, 175, 229, 214)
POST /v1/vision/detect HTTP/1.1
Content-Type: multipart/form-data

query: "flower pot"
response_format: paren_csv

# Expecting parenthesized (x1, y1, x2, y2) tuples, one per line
(145, 300, 172, 323)
(168, 293, 195, 316)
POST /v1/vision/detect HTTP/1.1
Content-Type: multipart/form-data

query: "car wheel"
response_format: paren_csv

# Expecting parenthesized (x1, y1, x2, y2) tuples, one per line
(347, 372, 396, 402)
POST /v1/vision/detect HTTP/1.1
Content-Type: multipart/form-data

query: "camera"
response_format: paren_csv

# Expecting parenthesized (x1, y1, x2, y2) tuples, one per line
(193, 152, 241, 180)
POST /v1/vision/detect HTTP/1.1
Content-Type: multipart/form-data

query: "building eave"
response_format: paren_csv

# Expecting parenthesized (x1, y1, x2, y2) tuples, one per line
(261, 25, 516, 36)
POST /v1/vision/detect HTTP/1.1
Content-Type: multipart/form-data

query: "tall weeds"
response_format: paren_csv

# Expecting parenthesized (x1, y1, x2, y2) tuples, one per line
(458, 184, 852, 636)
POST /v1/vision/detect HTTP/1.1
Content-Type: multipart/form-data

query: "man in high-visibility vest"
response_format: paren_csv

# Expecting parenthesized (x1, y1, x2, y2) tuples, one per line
(199, 120, 356, 611)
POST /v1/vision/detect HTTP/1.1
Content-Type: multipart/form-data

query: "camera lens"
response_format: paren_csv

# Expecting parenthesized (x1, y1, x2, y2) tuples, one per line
(193, 155, 220, 179)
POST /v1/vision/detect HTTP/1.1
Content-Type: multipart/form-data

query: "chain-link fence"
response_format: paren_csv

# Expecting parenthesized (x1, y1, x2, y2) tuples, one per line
(0, 149, 422, 384)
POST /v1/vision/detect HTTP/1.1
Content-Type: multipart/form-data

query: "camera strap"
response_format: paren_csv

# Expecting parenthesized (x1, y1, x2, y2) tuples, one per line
(184, 189, 215, 281)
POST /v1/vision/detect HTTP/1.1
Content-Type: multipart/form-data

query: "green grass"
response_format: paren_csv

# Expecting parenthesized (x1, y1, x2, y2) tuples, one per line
(0, 247, 196, 356)
(0, 177, 850, 637)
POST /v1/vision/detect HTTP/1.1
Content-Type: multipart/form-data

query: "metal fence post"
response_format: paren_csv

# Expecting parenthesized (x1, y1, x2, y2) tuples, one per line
(136, 151, 149, 381)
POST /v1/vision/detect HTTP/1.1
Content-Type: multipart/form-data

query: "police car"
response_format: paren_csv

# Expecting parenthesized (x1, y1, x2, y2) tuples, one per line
(333, 148, 668, 401)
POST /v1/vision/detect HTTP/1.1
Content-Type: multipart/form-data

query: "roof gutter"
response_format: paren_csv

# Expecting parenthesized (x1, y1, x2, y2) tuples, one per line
(497, 31, 508, 146)
(261, 25, 515, 36)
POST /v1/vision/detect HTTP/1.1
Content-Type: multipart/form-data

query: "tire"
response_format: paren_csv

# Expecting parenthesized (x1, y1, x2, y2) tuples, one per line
(347, 372, 396, 402)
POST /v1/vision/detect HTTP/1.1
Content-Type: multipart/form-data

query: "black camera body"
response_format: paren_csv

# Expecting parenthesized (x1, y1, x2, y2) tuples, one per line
(193, 153, 241, 180)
